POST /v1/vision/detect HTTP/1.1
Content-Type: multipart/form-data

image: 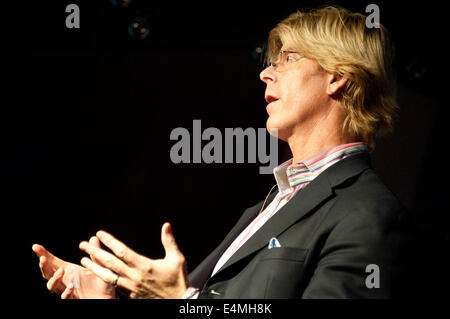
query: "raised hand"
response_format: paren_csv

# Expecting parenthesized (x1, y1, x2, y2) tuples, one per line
(79, 222, 189, 299)
(32, 236, 116, 299)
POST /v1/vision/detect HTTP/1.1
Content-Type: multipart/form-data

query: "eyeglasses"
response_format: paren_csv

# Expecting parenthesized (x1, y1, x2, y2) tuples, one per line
(268, 50, 303, 69)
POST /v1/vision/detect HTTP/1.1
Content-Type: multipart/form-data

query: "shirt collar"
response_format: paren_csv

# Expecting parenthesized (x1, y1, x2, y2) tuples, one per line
(273, 142, 369, 193)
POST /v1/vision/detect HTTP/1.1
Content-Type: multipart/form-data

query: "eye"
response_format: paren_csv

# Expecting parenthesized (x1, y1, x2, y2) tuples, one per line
(286, 55, 296, 63)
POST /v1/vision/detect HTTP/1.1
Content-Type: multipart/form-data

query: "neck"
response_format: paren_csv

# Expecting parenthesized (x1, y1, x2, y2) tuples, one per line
(286, 109, 359, 163)
(288, 134, 356, 164)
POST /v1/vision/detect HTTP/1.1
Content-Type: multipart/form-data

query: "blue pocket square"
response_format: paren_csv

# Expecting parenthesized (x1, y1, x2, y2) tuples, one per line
(268, 237, 281, 249)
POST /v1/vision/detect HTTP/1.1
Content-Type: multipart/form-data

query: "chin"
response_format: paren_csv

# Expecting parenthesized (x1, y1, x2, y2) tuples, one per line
(266, 118, 289, 142)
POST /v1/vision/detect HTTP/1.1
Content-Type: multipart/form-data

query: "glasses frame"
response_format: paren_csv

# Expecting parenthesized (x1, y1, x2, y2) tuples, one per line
(268, 50, 302, 69)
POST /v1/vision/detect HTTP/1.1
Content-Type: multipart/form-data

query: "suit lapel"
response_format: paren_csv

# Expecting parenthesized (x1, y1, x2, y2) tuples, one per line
(214, 175, 333, 276)
(210, 153, 371, 279)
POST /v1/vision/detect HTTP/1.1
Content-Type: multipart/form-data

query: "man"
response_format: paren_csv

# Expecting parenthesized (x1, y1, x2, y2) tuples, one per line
(32, 6, 412, 299)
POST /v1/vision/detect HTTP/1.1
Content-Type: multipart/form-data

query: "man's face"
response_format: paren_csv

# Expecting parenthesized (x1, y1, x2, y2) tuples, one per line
(260, 47, 332, 142)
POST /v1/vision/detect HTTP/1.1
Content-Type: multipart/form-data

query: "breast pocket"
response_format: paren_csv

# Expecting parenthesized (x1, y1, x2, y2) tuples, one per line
(260, 247, 309, 262)
(256, 247, 309, 298)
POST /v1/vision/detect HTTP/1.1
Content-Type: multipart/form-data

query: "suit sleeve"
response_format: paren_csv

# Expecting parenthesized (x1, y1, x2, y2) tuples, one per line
(301, 199, 413, 299)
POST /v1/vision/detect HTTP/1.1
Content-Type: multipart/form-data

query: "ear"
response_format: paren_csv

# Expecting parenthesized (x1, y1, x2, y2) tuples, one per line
(326, 72, 348, 96)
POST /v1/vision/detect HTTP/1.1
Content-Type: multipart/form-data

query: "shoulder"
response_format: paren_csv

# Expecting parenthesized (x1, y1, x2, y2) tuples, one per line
(331, 167, 408, 225)
(321, 167, 413, 265)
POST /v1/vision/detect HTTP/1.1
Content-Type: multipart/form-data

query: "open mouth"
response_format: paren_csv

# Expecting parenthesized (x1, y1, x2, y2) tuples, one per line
(265, 95, 279, 104)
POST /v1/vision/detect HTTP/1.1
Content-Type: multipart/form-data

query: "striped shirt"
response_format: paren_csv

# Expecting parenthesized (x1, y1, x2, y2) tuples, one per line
(183, 142, 369, 298)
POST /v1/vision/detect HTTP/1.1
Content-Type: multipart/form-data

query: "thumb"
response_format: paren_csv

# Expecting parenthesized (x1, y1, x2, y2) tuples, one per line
(161, 222, 182, 258)
(32, 244, 65, 270)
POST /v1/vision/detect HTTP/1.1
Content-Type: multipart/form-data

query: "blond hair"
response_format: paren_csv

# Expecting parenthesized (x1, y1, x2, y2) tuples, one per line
(266, 6, 398, 150)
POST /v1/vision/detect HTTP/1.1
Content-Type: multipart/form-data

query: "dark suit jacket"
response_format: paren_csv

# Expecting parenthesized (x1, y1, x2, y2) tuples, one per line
(188, 153, 413, 298)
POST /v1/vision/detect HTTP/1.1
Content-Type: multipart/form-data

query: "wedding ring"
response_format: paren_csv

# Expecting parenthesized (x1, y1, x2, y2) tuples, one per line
(112, 274, 119, 287)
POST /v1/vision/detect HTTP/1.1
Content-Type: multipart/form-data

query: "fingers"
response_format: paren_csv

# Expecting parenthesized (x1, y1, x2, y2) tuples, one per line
(38, 255, 56, 280)
(89, 236, 102, 265)
(95, 231, 145, 266)
(161, 223, 182, 259)
(32, 244, 45, 256)
(38, 256, 47, 278)
(46, 268, 65, 294)
(61, 283, 74, 299)
(80, 257, 134, 292)
(32, 244, 55, 261)
(32, 244, 65, 275)
(89, 236, 101, 248)
(79, 241, 134, 278)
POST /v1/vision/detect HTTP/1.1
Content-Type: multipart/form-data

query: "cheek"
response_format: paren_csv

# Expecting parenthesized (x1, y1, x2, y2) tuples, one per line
(284, 72, 326, 108)
(282, 75, 311, 108)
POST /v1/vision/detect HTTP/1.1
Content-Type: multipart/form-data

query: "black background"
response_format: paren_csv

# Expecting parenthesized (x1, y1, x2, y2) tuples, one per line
(1, 0, 447, 300)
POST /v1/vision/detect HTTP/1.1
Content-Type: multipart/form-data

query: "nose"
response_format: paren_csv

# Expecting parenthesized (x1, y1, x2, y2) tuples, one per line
(260, 66, 276, 84)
